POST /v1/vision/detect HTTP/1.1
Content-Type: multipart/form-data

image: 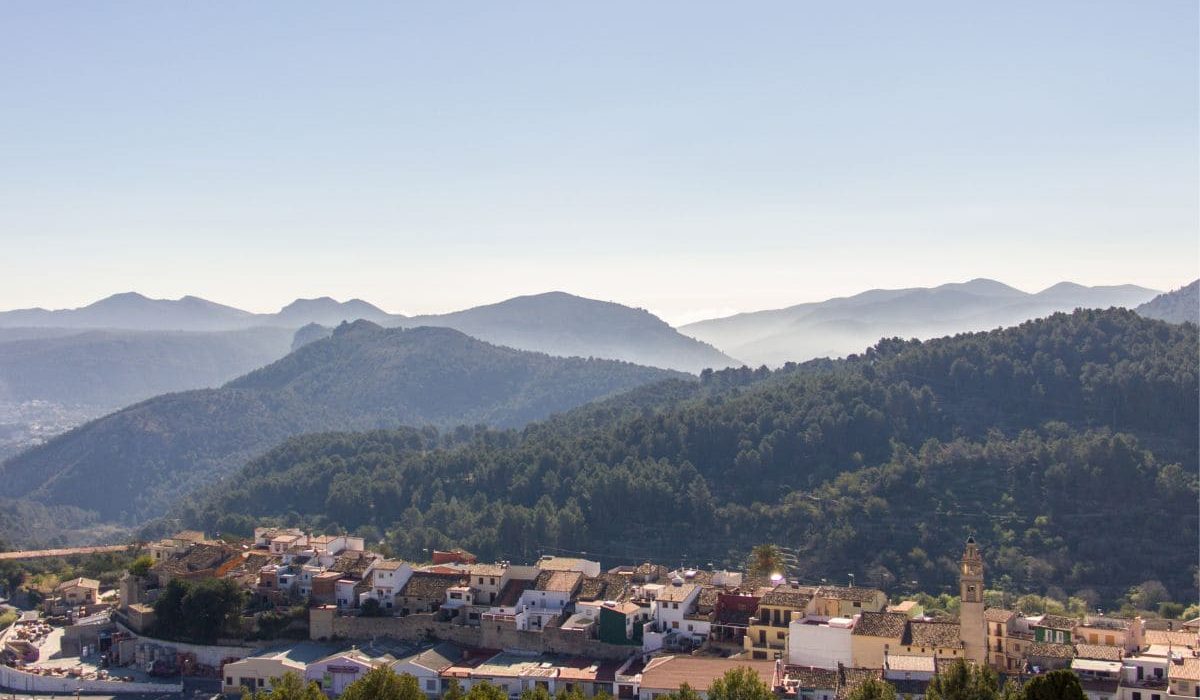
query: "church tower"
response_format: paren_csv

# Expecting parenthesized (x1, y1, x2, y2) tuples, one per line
(959, 536, 986, 664)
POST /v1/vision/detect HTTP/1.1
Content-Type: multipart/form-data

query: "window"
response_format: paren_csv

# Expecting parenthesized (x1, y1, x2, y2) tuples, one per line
(854, 602, 862, 608)
(1131, 692, 1141, 700)
(226, 678, 233, 686)
(778, 631, 786, 640)
(1155, 668, 1164, 679)
(427, 680, 437, 691)
(672, 621, 679, 629)
(258, 679, 265, 687)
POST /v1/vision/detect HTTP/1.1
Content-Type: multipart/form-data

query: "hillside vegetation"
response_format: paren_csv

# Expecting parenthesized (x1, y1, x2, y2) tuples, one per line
(1136, 280, 1199, 325)
(0, 322, 681, 526)
(183, 309, 1198, 600)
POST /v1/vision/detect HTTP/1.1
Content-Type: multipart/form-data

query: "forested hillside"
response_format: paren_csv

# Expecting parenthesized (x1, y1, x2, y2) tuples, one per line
(0, 322, 680, 527)
(184, 309, 1199, 602)
(1137, 280, 1199, 325)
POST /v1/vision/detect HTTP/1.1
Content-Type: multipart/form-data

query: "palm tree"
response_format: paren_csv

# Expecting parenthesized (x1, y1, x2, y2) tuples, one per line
(746, 544, 785, 576)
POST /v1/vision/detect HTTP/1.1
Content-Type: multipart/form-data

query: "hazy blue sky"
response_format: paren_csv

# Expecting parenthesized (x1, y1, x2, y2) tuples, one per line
(2, 1, 1196, 324)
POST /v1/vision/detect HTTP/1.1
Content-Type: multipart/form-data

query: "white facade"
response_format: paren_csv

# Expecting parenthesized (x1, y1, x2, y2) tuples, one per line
(361, 562, 414, 610)
(787, 615, 855, 669)
(305, 652, 378, 696)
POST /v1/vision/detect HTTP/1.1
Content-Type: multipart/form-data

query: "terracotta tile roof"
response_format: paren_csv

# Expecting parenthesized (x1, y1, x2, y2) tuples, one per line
(1075, 644, 1123, 662)
(1029, 642, 1075, 659)
(853, 611, 908, 639)
(151, 543, 236, 577)
(400, 572, 464, 600)
(373, 560, 406, 571)
(534, 570, 582, 594)
(782, 666, 838, 689)
(837, 667, 884, 700)
(330, 552, 375, 579)
(56, 577, 100, 591)
(1171, 657, 1200, 682)
(985, 608, 1016, 623)
(639, 657, 776, 692)
(816, 585, 882, 603)
(468, 564, 507, 578)
(577, 573, 630, 602)
(761, 585, 812, 608)
(1035, 614, 1077, 630)
(1146, 630, 1198, 648)
(905, 621, 963, 648)
(657, 582, 698, 603)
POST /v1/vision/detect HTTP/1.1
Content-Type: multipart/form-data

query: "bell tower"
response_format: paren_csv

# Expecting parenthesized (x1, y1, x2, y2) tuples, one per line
(959, 536, 986, 663)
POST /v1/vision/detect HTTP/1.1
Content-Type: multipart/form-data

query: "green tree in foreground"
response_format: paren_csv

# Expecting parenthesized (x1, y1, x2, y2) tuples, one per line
(845, 677, 898, 700)
(1023, 670, 1086, 700)
(709, 667, 775, 700)
(665, 683, 703, 700)
(746, 544, 785, 577)
(466, 681, 509, 700)
(241, 672, 324, 700)
(337, 666, 422, 700)
(443, 679, 466, 700)
(926, 659, 1002, 700)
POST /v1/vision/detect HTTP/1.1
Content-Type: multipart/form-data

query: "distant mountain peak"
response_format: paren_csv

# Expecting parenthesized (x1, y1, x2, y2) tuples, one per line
(935, 278, 1027, 297)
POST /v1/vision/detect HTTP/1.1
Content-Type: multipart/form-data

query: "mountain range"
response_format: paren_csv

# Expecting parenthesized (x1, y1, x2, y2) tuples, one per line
(1136, 280, 1199, 325)
(0, 291, 733, 373)
(680, 278, 1163, 366)
(0, 321, 682, 526)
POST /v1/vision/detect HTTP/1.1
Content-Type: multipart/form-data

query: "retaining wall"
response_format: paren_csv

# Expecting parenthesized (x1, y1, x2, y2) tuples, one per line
(0, 664, 182, 695)
(315, 610, 636, 661)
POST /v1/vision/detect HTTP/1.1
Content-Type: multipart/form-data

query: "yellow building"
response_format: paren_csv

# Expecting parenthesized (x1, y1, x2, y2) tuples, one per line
(744, 584, 812, 660)
(812, 586, 887, 618)
(851, 611, 909, 668)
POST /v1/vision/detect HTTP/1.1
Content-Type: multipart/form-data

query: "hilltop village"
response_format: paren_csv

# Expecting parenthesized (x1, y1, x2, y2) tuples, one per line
(2, 529, 1196, 700)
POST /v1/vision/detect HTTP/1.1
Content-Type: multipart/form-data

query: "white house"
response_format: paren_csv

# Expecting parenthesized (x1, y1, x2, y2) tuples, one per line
(517, 570, 582, 631)
(360, 560, 413, 611)
(788, 615, 856, 669)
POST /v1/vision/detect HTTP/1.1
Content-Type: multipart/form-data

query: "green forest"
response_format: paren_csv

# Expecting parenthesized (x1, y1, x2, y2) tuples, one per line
(180, 309, 1199, 604)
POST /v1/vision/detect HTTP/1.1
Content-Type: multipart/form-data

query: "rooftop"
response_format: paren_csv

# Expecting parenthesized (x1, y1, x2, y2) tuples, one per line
(886, 655, 937, 673)
(905, 621, 963, 648)
(657, 582, 698, 603)
(1170, 656, 1200, 682)
(816, 585, 882, 603)
(761, 585, 812, 608)
(639, 656, 776, 691)
(1034, 614, 1077, 630)
(397, 643, 463, 674)
(401, 572, 465, 600)
(985, 608, 1016, 623)
(534, 570, 582, 594)
(1075, 644, 1123, 662)
(1146, 630, 1198, 648)
(853, 612, 908, 639)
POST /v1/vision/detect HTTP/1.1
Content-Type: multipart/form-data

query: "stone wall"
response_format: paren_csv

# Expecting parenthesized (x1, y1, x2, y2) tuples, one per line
(0, 664, 182, 695)
(313, 609, 637, 661)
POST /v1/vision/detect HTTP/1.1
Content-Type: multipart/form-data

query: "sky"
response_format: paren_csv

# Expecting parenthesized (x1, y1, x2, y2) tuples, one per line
(1, 1, 1196, 326)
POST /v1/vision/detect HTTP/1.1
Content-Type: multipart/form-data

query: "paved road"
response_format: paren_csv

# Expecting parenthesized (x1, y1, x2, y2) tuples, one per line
(0, 546, 137, 561)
